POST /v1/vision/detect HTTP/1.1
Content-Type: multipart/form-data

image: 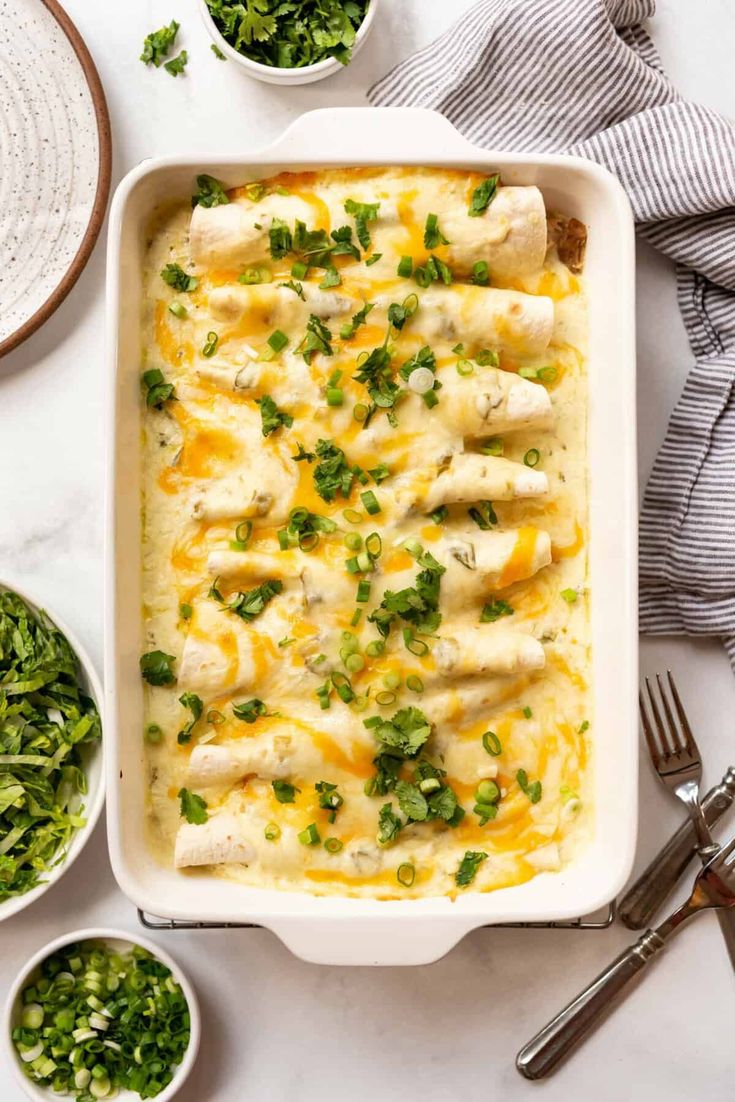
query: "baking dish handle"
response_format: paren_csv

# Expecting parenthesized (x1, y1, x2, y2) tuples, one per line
(260, 107, 480, 163)
(266, 915, 474, 967)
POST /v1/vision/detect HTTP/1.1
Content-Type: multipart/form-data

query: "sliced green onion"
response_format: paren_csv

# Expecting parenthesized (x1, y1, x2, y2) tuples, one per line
(476, 348, 499, 367)
(361, 490, 380, 515)
(180, 602, 193, 620)
(422, 388, 439, 409)
(298, 822, 321, 846)
(291, 260, 308, 279)
(383, 671, 401, 691)
(353, 402, 369, 422)
(480, 437, 504, 456)
(482, 730, 502, 756)
(168, 302, 187, 319)
(345, 532, 362, 551)
(341, 631, 359, 654)
(472, 260, 490, 286)
(343, 508, 363, 524)
(268, 329, 289, 353)
(476, 779, 500, 804)
(277, 529, 290, 550)
(523, 448, 540, 467)
(397, 863, 415, 887)
(537, 365, 558, 383)
(375, 690, 396, 706)
(324, 837, 343, 853)
(299, 531, 319, 552)
(356, 550, 373, 572)
(403, 628, 429, 656)
(561, 588, 578, 603)
(365, 640, 385, 658)
(327, 387, 344, 406)
(202, 331, 218, 357)
(365, 531, 382, 558)
(397, 255, 413, 278)
(207, 709, 225, 724)
(356, 579, 371, 603)
(144, 724, 162, 744)
(345, 652, 364, 674)
(406, 675, 424, 693)
(350, 608, 362, 627)
(456, 358, 474, 377)
(239, 266, 269, 284)
(264, 822, 281, 841)
(331, 671, 355, 703)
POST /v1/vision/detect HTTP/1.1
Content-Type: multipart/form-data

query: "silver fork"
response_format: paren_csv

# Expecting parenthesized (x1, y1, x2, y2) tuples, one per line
(640, 670, 735, 968)
(516, 837, 735, 1078)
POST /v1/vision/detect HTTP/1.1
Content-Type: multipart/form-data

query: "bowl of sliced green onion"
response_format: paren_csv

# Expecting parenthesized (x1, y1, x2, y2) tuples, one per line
(0, 582, 104, 923)
(4, 929, 200, 1102)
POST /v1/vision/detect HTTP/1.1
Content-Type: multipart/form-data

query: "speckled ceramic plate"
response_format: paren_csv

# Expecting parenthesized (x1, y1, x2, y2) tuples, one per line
(0, 0, 111, 358)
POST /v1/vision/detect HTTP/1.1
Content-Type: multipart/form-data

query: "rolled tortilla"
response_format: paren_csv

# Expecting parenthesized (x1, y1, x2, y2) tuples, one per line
(191, 456, 298, 523)
(194, 358, 263, 392)
(434, 628, 545, 679)
(178, 598, 279, 696)
(437, 371, 553, 437)
(190, 194, 325, 269)
(394, 454, 548, 513)
(439, 526, 552, 594)
(175, 813, 256, 868)
(396, 285, 553, 356)
(187, 739, 298, 786)
(441, 185, 547, 280)
(208, 283, 357, 326)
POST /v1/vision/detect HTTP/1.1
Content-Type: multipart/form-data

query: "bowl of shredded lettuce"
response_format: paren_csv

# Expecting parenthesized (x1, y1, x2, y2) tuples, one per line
(200, 0, 379, 84)
(0, 583, 103, 922)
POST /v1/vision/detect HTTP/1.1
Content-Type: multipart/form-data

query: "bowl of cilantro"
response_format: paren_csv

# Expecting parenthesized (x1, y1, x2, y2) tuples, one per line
(4, 928, 200, 1101)
(0, 583, 103, 923)
(200, 0, 379, 84)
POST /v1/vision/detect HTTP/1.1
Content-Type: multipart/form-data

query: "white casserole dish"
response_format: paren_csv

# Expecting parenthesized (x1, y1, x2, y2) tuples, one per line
(105, 107, 638, 966)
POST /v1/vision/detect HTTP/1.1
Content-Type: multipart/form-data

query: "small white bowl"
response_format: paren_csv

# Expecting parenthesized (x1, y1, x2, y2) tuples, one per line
(199, 0, 379, 85)
(0, 581, 104, 924)
(3, 928, 201, 1102)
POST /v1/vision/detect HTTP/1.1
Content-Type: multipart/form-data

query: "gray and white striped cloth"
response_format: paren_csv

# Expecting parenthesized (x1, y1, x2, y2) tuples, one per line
(369, 0, 735, 666)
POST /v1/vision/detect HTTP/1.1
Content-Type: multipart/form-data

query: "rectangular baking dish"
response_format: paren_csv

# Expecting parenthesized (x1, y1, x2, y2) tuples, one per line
(105, 107, 638, 966)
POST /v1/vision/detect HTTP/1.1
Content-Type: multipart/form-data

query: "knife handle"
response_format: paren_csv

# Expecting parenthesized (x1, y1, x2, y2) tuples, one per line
(618, 767, 735, 929)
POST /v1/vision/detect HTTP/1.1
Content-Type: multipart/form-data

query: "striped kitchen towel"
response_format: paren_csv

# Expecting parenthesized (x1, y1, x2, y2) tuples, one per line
(369, 0, 735, 666)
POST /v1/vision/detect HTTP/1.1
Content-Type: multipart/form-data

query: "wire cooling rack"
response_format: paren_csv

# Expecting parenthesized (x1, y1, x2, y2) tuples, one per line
(138, 902, 615, 932)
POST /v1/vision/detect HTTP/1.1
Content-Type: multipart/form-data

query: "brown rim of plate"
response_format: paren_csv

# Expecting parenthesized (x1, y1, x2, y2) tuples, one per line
(0, 0, 112, 360)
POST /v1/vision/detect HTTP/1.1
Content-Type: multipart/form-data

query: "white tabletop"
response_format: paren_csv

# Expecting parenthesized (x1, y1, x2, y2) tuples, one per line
(2, 1, 734, 1098)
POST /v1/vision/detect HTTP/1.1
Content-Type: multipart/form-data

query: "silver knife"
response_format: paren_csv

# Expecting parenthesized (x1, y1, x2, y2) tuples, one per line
(619, 766, 735, 929)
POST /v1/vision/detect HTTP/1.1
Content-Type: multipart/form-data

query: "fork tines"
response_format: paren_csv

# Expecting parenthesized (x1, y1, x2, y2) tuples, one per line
(639, 670, 698, 766)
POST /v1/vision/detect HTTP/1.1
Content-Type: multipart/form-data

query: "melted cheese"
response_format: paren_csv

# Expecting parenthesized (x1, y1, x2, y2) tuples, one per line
(141, 166, 592, 899)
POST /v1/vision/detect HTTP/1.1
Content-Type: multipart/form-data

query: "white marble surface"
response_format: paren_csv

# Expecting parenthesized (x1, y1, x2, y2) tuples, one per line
(2, 1, 735, 1098)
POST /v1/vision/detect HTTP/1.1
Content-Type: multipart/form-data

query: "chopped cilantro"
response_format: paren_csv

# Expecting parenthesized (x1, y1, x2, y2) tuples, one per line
(269, 217, 293, 259)
(177, 691, 203, 744)
(455, 850, 488, 887)
(192, 174, 230, 209)
(423, 212, 449, 249)
(330, 224, 361, 260)
(140, 650, 176, 686)
(272, 779, 299, 804)
(299, 314, 333, 363)
(160, 263, 198, 292)
(344, 198, 380, 250)
(319, 266, 341, 289)
(377, 803, 403, 846)
(256, 395, 293, 436)
(315, 781, 343, 823)
(468, 174, 499, 217)
(517, 769, 543, 803)
(340, 302, 374, 339)
(226, 579, 283, 622)
(480, 598, 514, 623)
(233, 698, 271, 724)
(311, 439, 354, 502)
(178, 788, 208, 825)
(279, 279, 305, 300)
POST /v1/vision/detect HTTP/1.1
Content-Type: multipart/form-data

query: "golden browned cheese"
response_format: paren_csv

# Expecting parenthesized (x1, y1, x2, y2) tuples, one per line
(141, 166, 591, 898)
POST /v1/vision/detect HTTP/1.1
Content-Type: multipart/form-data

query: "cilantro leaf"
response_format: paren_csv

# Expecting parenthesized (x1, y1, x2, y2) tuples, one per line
(398, 345, 436, 381)
(455, 850, 488, 887)
(367, 752, 403, 796)
(312, 439, 353, 502)
(192, 174, 230, 209)
(256, 395, 293, 436)
(373, 707, 432, 758)
(141, 368, 176, 410)
(272, 779, 299, 803)
(177, 691, 203, 744)
(299, 315, 333, 363)
(315, 780, 343, 823)
(160, 264, 198, 292)
(269, 217, 293, 259)
(140, 20, 179, 67)
(480, 599, 514, 623)
(178, 788, 208, 825)
(226, 579, 283, 621)
(395, 781, 428, 822)
(353, 343, 401, 416)
(340, 301, 374, 339)
(468, 174, 500, 217)
(330, 224, 361, 260)
(377, 802, 403, 846)
(280, 279, 305, 300)
(140, 650, 176, 686)
(233, 698, 270, 723)
(344, 198, 380, 250)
